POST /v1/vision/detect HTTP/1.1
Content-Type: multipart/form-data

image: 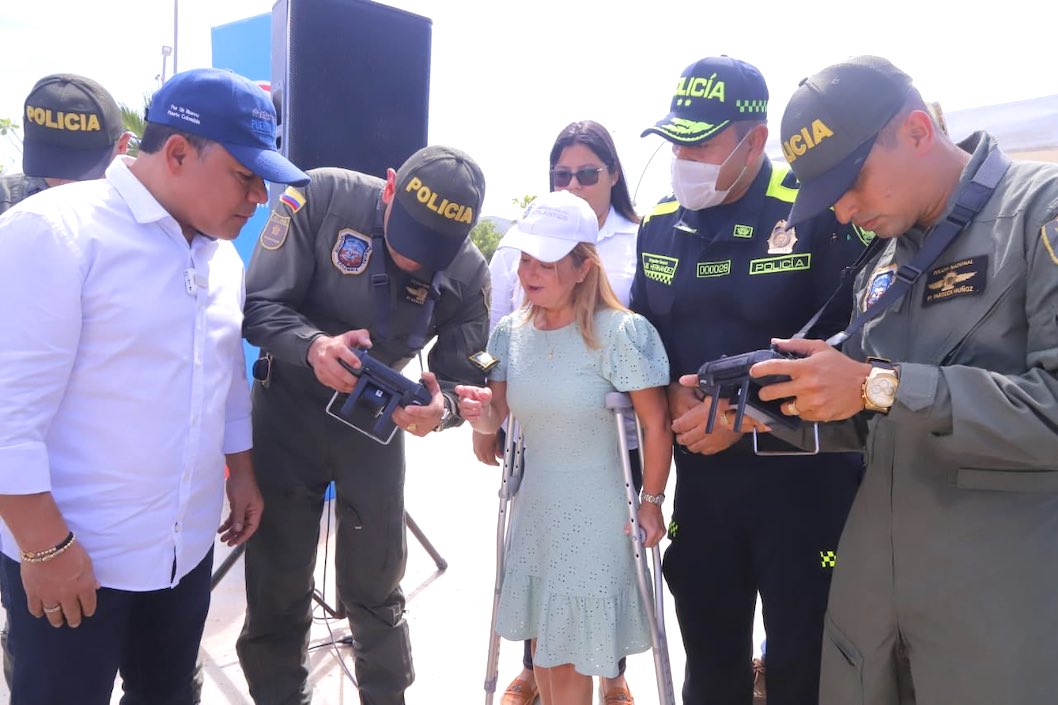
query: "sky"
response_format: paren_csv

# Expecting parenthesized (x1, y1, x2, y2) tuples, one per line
(1, 0, 1054, 220)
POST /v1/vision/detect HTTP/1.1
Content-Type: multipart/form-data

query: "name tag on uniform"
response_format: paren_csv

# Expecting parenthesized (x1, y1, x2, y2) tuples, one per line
(923, 255, 987, 306)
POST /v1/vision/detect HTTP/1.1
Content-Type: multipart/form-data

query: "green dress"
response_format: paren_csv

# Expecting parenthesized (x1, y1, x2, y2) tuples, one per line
(487, 307, 669, 677)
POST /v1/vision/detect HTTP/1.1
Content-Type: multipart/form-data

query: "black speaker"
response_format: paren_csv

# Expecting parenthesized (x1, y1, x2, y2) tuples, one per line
(271, 0, 431, 179)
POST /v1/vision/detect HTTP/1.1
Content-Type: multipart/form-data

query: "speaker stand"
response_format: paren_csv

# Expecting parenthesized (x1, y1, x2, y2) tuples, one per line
(405, 511, 448, 571)
(210, 514, 448, 592)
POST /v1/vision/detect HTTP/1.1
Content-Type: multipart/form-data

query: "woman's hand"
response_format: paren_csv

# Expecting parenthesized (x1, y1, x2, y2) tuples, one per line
(637, 503, 666, 548)
(455, 384, 492, 422)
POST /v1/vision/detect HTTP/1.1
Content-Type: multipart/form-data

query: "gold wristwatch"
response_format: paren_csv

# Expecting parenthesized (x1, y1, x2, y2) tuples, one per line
(862, 358, 899, 414)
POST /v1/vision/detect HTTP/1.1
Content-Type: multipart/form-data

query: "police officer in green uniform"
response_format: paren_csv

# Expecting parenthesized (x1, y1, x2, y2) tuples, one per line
(631, 56, 867, 705)
(749, 56, 1058, 705)
(236, 146, 489, 705)
(0, 73, 129, 215)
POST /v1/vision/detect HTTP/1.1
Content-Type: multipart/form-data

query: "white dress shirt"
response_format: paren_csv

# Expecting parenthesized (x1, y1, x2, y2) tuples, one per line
(489, 206, 639, 329)
(0, 157, 252, 591)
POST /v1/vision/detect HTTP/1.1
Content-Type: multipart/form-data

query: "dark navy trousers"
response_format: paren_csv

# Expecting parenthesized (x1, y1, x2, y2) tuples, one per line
(0, 547, 212, 705)
(663, 447, 862, 705)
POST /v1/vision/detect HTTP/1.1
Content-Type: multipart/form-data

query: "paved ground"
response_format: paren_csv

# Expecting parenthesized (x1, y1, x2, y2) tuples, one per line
(0, 423, 765, 704)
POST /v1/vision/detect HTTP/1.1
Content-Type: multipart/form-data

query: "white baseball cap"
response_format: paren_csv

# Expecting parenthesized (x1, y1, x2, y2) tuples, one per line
(497, 191, 599, 263)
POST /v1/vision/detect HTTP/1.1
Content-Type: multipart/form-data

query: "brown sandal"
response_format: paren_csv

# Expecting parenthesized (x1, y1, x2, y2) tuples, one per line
(501, 677, 540, 705)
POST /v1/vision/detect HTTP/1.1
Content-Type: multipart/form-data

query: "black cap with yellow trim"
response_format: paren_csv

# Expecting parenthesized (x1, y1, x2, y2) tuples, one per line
(781, 56, 912, 227)
(22, 73, 124, 180)
(642, 56, 769, 145)
(387, 145, 486, 271)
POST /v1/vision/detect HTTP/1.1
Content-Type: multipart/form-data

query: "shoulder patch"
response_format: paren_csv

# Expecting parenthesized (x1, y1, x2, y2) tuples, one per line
(1040, 217, 1058, 266)
(765, 162, 797, 204)
(469, 350, 498, 372)
(279, 186, 306, 214)
(260, 211, 291, 251)
(331, 229, 372, 274)
(645, 199, 680, 224)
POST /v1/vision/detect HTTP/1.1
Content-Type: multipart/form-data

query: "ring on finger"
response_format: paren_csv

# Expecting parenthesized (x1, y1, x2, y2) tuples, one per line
(43, 604, 62, 614)
(786, 399, 799, 415)
(407, 423, 418, 434)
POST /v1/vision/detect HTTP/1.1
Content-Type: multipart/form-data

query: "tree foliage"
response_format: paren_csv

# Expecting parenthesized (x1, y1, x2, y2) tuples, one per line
(0, 118, 21, 175)
(511, 194, 537, 213)
(469, 219, 504, 262)
(119, 94, 150, 157)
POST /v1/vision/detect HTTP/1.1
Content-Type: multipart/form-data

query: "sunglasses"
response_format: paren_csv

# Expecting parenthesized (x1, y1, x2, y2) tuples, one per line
(550, 166, 606, 188)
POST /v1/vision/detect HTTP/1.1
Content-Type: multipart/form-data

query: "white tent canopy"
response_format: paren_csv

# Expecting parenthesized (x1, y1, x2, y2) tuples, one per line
(766, 94, 1058, 164)
(943, 93, 1058, 161)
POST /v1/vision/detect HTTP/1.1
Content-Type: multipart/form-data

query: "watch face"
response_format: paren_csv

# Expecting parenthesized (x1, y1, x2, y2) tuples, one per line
(867, 374, 897, 405)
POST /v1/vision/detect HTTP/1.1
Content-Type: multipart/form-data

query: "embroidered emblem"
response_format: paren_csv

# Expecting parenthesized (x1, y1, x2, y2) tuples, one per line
(697, 260, 732, 278)
(642, 252, 679, 285)
(923, 256, 987, 306)
(748, 253, 811, 275)
(851, 223, 875, 246)
(331, 229, 372, 275)
(733, 224, 754, 239)
(468, 351, 499, 372)
(279, 186, 306, 214)
(820, 550, 837, 568)
(863, 264, 897, 311)
(404, 280, 429, 305)
(260, 212, 290, 251)
(767, 219, 797, 254)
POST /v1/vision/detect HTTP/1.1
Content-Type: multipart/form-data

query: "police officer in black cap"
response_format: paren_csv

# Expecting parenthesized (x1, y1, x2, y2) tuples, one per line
(0, 73, 131, 214)
(236, 146, 489, 705)
(631, 56, 867, 705)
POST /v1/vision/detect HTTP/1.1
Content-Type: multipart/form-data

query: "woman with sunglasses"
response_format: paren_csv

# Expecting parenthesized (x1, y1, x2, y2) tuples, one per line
(459, 190, 670, 705)
(474, 121, 644, 705)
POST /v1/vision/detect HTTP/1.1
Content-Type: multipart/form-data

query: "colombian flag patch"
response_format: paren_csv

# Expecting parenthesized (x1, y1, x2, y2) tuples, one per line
(279, 186, 306, 214)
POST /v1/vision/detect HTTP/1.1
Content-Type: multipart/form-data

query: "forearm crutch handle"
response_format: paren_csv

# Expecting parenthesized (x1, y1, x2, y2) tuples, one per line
(605, 392, 676, 705)
(484, 420, 524, 704)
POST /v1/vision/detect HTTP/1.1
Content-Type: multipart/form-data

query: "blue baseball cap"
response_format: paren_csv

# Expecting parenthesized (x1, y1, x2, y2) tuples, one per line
(642, 56, 769, 145)
(147, 68, 309, 186)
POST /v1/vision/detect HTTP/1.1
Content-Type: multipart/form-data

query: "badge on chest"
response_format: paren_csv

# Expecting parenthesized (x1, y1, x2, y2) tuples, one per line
(767, 219, 797, 254)
(332, 229, 372, 275)
(863, 264, 896, 311)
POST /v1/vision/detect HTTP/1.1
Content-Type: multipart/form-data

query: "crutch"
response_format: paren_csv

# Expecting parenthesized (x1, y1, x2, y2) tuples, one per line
(484, 421, 525, 705)
(606, 391, 676, 705)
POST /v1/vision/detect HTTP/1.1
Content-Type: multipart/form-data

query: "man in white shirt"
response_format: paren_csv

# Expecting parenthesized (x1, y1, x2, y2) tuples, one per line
(0, 67, 308, 705)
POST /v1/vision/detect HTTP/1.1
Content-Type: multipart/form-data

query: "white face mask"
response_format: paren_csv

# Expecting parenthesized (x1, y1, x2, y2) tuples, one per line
(670, 133, 750, 211)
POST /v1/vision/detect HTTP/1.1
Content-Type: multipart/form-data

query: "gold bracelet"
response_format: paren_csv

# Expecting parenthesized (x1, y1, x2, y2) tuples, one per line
(20, 532, 76, 564)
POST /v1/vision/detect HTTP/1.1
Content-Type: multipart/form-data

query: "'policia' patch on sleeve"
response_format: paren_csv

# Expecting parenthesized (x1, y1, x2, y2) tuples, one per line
(468, 351, 498, 372)
(260, 212, 291, 250)
(922, 255, 987, 306)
